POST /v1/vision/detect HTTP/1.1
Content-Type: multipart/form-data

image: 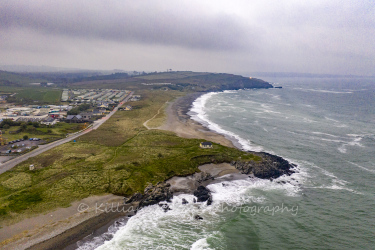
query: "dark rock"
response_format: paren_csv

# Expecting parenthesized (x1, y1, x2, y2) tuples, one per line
(130, 182, 173, 210)
(207, 196, 212, 206)
(193, 186, 213, 205)
(159, 203, 171, 212)
(231, 152, 296, 180)
(194, 215, 203, 220)
(182, 198, 189, 205)
(125, 192, 143, 204)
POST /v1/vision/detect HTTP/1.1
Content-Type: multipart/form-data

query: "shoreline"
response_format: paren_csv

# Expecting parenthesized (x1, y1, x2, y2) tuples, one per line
(3, 90, 290, 249)
(158, 92, 236, 148)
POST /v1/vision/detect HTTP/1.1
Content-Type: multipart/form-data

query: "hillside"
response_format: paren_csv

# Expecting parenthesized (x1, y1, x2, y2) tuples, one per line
(67, 71, 273, 91)
(0, 70, 43, 86)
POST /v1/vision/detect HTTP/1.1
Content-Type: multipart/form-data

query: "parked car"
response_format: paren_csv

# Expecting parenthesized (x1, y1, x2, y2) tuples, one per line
(6, 150, 11, 153)
(16, 139, 20, 142)
(17, 149, 22, 153)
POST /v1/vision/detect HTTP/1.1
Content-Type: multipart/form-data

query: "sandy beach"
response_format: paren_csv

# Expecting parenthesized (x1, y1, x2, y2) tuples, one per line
(158, 92, 235, 148)
(0, 92, 239, 250)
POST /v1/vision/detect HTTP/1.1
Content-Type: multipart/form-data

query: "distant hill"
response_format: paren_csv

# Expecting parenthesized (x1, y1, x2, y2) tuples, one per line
(68, 71, 273, 91)
(0, 70, 44, 86)
(0, 69, 273, 91)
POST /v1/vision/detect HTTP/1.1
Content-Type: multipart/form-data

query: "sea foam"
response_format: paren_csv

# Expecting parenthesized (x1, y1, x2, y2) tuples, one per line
(188, 92, 263, 152)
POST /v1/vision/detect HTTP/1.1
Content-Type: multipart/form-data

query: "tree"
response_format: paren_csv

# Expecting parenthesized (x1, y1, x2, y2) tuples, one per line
(20, 123, 27, 131)
(3, 124, 10, 129)
(23, 135, 28, 140)
(67, 108, 79, 115)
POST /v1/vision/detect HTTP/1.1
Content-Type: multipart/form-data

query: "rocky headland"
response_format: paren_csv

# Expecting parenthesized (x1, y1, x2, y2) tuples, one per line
(125, 153, 296, 211)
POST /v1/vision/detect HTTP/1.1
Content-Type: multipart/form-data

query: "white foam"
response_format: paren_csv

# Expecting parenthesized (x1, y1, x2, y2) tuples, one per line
(306, 185, 360, 194)
(338, 137, 364, 153)
(324, 116, 340, 123)
(295, 159, 352, 185)
(89, 173, 304, 249)
(190, 238, 213, 250)
(293, 88, 353, 94)
(347, 161, 375, 173)
(311, 131, 339, 138)
(338, 145, 347, 153)
(189, 92, 263, 152)
(302, 118, 316, 123)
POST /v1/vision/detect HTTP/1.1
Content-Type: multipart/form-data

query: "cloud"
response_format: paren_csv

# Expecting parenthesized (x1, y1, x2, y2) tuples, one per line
(0, 0, 374, 75)
(0, 0, 251, 50)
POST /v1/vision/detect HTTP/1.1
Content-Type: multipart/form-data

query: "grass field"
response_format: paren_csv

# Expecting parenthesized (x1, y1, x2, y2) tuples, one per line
(0, 89, 261, 225)
(0, 123, 83, 143)
(0, 86, 62, 105)
(11, 88, 62, 104)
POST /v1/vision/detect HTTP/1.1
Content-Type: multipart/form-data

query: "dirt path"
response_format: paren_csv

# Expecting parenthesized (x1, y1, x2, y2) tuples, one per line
(143, 101, 168, 130)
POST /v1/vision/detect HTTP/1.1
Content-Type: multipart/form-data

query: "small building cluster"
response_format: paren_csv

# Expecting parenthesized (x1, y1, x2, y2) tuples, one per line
(61, 89, 131, 104)
(130, 95, 141, 101)
(0, 89, 132, 125)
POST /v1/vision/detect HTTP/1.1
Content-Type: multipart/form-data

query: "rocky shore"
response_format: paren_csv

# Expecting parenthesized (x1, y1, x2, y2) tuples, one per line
(232, 152, 296, 179)
(125, 153, 296, 212)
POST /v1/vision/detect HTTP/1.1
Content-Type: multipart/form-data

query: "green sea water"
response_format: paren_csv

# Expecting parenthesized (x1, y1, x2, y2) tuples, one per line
(79, 77, 375, 250)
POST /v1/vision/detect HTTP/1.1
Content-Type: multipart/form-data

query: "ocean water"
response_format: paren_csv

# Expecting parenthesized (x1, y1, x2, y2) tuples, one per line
(79, 77, 375, 249)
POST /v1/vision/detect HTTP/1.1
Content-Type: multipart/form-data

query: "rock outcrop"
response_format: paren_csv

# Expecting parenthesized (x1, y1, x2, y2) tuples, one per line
(193, 186, 212, 205)
(194, 215, 203, 220)
(231, 152, 296, 179)
(125, 182, 173, 210)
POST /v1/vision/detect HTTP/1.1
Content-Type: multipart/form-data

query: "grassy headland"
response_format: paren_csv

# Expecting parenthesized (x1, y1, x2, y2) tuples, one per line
(0, 89, 261, 225)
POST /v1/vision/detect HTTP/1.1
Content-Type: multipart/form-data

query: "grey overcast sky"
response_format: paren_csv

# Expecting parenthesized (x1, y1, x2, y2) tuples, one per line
(0, 0, 374, 75)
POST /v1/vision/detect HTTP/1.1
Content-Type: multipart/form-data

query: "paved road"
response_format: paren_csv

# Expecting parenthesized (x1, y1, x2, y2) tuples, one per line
(0, 92, 133, 174)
